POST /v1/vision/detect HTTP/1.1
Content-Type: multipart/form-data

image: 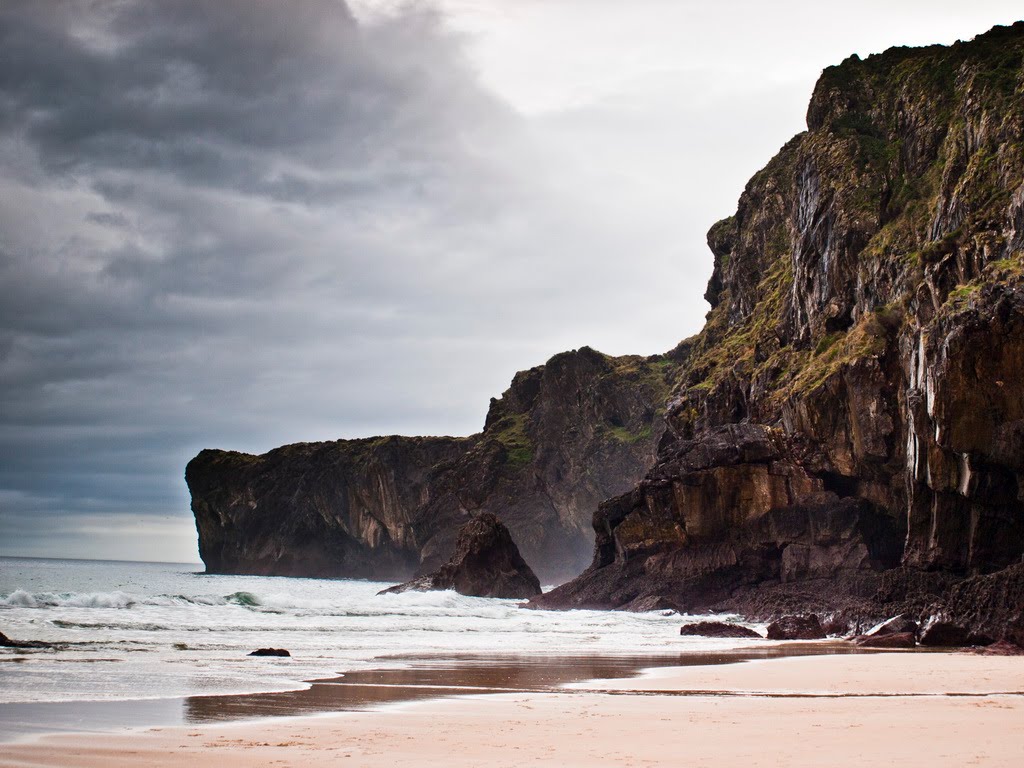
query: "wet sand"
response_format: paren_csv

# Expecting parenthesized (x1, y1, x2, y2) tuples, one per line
(3, 650, 1024, 767)
(0, 644, 855, 740)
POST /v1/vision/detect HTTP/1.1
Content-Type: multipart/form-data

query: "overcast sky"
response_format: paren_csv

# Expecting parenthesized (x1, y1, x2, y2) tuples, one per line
(1, 0, 1020, 563)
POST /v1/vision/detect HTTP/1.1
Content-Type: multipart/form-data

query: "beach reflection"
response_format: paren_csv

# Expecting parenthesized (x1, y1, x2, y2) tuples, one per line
(183, 645, 861, 724)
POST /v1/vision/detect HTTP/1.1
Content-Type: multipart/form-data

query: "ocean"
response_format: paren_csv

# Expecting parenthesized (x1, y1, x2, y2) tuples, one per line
(0, 557, 766, 740)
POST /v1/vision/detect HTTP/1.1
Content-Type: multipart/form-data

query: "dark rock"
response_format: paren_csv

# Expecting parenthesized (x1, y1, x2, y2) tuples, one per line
(865, 615, 919, 639)
(977, 639, 1024, 656)
(248, 648, 290, 657)
(855, 631, 916, 649)
(766, 615, 826, 640)
(822, 618, 851, 637)
(679, 621, 763, 639)
(919, 621, 992, 648)
(933, 562, 1024, 645)
(618, 595, 685, 614)
(0, 630, 50, 649)
(188, 348, 674, 584)
(379, 513, 541, 599)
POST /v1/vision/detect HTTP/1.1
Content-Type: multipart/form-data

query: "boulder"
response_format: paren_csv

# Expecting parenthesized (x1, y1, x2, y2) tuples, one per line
(864, 614, 919, 639)
(919, 621, 993, 648)
(380, 513, 541, 599)
(0, 630, 50, 649)
(679, 621, 763, 638)
(821, 618, 852, 637)
(855, 632, 916, 649)
(248, 648, 290, 657)
(766, 614, 826, 640)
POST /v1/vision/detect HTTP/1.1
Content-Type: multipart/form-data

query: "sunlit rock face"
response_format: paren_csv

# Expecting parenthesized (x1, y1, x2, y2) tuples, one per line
(536, 23, 1024, 630)
(187, 346, 676, 584)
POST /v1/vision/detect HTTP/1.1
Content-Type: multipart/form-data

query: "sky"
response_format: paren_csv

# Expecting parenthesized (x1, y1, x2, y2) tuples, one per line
(1, 0, 1021, 563)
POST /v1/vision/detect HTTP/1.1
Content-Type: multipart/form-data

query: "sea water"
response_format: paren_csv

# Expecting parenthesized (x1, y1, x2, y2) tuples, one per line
(0, 557, 763, 713)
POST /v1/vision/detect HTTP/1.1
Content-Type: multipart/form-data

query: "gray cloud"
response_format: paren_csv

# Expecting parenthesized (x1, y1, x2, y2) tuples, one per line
(1, 0, 709, 562)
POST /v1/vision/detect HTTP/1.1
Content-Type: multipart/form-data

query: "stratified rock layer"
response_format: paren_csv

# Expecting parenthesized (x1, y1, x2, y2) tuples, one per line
(380, 512, 541, 599)
(535, 23, 1024, 634)
(188, 347, 674, 583)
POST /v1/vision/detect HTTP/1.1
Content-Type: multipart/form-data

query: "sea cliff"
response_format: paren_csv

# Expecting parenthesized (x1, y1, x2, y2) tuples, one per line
(535, 23, 1024, 639)
(187, 347, 674, 583)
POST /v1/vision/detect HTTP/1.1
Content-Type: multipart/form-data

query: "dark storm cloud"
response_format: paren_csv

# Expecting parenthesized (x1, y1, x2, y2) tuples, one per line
(0, 0, 502, 558)
(0, 0, 700, 561)
(0, 0, 493, 186)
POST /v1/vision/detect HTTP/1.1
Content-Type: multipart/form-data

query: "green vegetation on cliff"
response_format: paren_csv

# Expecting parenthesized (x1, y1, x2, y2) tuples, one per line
(671, 21, 1024, 438)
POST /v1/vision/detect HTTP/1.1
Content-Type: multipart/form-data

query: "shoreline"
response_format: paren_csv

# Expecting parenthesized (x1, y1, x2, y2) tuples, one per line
(2, 650, 1023, 766)
(0, 643, 856, 744)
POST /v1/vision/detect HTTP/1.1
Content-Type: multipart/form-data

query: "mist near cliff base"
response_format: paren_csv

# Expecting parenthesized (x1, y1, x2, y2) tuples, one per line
(0, 0, 1021, 561)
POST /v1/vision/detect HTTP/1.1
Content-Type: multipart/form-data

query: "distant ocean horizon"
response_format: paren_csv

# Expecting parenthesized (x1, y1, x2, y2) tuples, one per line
(0, 556, 765, 740)
(0, 554, 204, 567)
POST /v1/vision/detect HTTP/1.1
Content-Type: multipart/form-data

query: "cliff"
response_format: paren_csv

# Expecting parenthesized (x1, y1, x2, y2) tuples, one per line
(534, 23, 1024, 632)
(187, 347, 675, 583)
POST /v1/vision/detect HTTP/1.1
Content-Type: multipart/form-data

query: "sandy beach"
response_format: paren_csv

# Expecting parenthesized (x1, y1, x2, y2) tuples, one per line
(3, 651, 1023, 767)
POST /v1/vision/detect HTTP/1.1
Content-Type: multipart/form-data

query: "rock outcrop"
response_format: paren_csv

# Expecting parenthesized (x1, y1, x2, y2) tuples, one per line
(766, 615, 827, 640)
(248, 648, 291, 657)
(380, 512, 541, 599)
(534, 23, 1024, 635)
(188, 347, 675, 583)
(929, 563, 1024, 645)
(679, 621, 763, 639)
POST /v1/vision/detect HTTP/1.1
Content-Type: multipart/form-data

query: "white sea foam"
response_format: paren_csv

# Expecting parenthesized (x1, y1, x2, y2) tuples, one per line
(0, 557, 763, 706)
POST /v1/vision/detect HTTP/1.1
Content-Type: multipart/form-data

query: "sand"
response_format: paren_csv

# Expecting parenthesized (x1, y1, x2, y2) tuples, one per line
(3, 652, 1023, 767)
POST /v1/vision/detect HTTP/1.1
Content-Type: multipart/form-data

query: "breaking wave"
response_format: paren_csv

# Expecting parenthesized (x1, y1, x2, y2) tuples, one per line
(0, 587, 514, 618)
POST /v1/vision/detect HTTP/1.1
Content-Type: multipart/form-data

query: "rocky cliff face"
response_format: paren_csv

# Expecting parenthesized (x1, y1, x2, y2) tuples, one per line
(535, 23, 1024, 630)
(187, 347, 674, 583)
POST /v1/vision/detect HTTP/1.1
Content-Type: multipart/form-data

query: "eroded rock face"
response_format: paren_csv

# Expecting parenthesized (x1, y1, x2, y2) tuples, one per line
(187, 437, 465, 580)
(534, 23, 1024, 625)
(931, 563, 1024, 645)
(380, 513, 541, 599)
(188, 348, 674, 583)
